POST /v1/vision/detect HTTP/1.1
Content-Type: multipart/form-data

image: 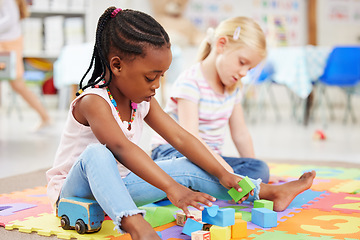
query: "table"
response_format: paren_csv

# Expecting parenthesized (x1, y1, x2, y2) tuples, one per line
(267, 45, 332, 99)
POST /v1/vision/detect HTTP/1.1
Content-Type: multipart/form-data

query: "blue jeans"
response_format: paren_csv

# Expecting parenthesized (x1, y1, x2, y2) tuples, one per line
(59, 143, 261, 233)
(151, 144, 270, 183)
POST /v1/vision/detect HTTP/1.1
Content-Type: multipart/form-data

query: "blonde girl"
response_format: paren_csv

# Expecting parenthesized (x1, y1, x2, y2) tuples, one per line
(152, 17, 272, 181)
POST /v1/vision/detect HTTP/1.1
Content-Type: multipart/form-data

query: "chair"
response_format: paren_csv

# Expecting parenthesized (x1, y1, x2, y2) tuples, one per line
(315, 46, 360, 124)
(242, 61, 281, 122)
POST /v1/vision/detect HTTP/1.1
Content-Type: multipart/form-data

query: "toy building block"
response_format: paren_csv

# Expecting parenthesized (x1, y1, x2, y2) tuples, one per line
(176, 210, 202, 226)
(210, 225, 231, 240)
(182, 218, 203, 236)
(228, 176, 255, 202)
(156, 231, 162, 238)
(202, 223, 212, 231)
(191, 230, 210, 240)
(231, 218, 247, 238)
(176, 212, 187, 226)
(202, 205, 235, 227)
(234, 212, 242, 219)
(141, 206, 175, 227)
(251, 208, 277, 228)
(254, 199, 274, 210)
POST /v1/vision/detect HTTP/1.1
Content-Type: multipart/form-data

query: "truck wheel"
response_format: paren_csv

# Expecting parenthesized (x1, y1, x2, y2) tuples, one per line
(60, 215, 71, 230)
(75, 219, 87, 234)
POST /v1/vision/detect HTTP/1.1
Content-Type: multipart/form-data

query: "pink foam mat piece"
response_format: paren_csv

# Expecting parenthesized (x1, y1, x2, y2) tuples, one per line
(0, 196, 52, 227)
(302, 191, 360, 214)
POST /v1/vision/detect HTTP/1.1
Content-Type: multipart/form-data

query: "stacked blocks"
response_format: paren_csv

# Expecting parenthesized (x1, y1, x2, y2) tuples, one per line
(185, 204, 249, 239)
(202, 205, 235, 227)
(253, 199, 274, 210)
(228, 176, 255, 202)
(251, 208, 277, 228)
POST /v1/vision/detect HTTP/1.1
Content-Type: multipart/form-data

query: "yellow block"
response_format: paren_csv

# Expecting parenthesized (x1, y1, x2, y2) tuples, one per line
(210, 225, 231, 240)
(235, 212, 242, 219)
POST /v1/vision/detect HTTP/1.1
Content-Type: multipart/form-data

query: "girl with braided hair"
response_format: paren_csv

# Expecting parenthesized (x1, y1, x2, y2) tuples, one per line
(46, 7, 316, 239)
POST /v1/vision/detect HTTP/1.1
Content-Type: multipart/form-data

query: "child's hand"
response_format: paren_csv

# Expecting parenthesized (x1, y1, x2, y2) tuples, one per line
(166, 184, 216, 217)
(219, 172, 254, 203)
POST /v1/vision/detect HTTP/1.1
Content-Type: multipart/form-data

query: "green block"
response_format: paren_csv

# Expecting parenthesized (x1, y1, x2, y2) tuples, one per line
(139, 207, 175, 227)
(228, 176, 255, 202)
(254, 199, 274, 210)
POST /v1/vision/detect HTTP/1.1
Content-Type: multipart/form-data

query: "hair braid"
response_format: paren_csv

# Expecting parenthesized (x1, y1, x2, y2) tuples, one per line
(76, 7, 170, 96)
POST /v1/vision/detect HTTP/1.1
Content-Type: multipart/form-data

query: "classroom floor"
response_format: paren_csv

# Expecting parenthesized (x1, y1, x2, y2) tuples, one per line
(0, 89, 359, 181)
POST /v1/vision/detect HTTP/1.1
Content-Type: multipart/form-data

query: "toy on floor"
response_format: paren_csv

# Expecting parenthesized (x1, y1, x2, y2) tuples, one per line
(313, 129, 326, 140)
(57, 197, 104, 234)
(251, 208, 277, 228)
(253, 199, 274, 210)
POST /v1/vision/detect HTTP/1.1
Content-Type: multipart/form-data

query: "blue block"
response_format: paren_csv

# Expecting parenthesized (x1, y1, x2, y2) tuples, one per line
(182, 218, 203, 236)
(251, 208, 277, 228)
(202, 205, 235, 227)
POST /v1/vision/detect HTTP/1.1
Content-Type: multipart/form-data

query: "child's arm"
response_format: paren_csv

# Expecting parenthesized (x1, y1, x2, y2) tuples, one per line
(176, 98, 234, 172)
(228, 103, 255, 158)
(74, 94, 215, 215)
(146, 98, 246, 193)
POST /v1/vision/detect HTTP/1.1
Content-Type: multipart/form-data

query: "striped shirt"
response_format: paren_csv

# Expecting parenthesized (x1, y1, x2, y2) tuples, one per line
(152, 62, 242, 154)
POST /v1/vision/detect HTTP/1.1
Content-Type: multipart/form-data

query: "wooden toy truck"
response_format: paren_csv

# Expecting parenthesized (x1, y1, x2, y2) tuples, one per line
(57, 197, 104, 234)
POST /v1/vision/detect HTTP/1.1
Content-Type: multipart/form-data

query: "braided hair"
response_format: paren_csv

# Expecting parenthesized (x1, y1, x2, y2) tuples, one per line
(76, 7, 170, 96)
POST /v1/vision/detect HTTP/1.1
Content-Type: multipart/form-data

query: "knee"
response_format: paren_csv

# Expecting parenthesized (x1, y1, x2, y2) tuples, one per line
(9, 79, 25, 92)
(256, 160, 270, 183)
(81, 143, 115, 165)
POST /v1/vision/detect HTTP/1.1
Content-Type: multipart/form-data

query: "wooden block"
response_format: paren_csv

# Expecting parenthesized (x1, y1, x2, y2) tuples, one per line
(191, 230, 211, 240)
(176, 212, 187, 226)
(176, 210, 202, 226)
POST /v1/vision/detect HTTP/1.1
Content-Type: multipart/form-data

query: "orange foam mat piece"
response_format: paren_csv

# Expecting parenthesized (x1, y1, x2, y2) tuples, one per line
(275, 208, 360, 239)
(1, 186, 49, 205)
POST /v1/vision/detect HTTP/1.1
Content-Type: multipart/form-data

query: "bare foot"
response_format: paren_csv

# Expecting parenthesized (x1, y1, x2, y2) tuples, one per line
(260, 170, 316, 212)
(121, 214, 161, 240)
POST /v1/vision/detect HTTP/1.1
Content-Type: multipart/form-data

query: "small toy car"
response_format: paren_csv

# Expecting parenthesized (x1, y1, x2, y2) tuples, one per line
(57, 197, 104, 234)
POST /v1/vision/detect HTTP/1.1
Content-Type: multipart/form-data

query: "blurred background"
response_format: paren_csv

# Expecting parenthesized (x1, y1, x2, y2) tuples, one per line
(1, 0, 360, 180)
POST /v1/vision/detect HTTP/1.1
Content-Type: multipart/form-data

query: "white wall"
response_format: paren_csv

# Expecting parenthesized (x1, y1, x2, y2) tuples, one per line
(86, 0, 154, 42)
(317, 0, 360, 46)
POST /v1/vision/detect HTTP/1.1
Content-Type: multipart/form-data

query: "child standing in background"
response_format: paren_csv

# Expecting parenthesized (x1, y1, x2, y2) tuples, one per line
(46, 8, 315, 240)
(152, 16, 279, 183)
(0, 0, 51, 130)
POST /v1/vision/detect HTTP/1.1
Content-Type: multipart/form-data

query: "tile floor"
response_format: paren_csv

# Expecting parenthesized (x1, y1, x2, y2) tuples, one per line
(0, 88, 360, 180)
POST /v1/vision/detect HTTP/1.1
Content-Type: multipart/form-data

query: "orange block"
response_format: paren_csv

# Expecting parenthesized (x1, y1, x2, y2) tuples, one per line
(231, 219, 247, 238)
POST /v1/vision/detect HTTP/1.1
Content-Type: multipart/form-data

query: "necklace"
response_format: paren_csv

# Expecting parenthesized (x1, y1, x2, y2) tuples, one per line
(106, 86, 137, 127)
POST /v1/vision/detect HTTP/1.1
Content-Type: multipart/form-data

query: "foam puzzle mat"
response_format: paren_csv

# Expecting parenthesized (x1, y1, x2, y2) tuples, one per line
(1, 163, 360, 239)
